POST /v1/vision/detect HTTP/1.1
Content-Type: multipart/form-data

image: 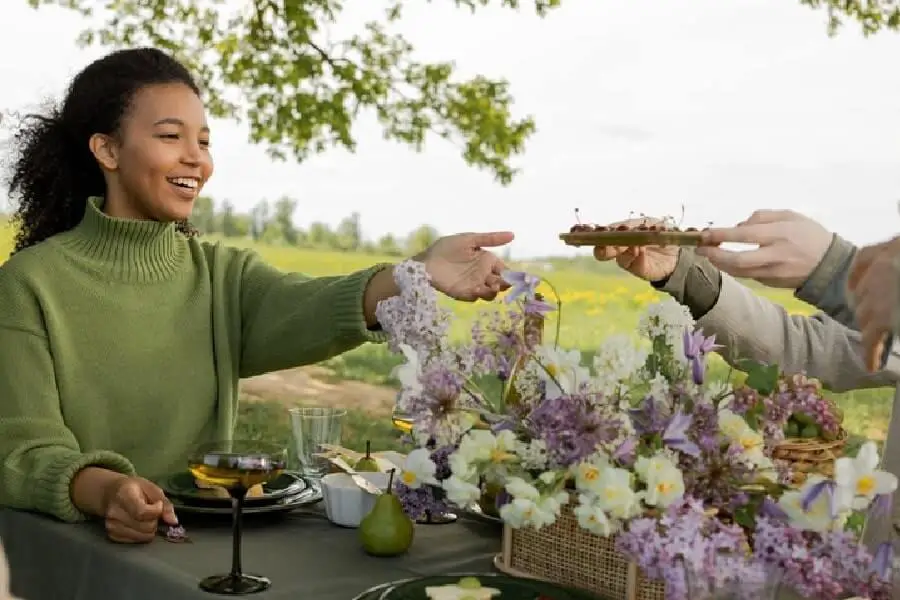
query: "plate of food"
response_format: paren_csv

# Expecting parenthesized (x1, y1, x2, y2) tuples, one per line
(157, 470, 309, 507)
(165, 479, 323, 516)
(353, 574, 604, 600)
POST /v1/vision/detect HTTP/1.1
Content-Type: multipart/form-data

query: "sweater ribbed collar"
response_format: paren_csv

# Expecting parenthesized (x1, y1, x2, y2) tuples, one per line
(56, 197, 186, 282)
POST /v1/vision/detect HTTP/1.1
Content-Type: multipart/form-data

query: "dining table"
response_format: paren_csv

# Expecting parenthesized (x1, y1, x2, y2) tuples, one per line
(0, 505, 503, 600)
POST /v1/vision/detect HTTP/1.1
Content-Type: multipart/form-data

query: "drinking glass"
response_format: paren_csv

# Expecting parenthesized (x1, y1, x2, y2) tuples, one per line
(390, 405, 414, 435)
(188, 440, 287, 595)
(289, 407, 345, 479)
(682, 558, 782, 600)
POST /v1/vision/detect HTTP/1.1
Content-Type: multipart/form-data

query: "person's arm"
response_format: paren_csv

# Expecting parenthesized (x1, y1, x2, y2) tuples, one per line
(0, 273, 136, 523)
(651, 248, 722, 320)
(697, 274, 900, 392)
(229, 247, 395, 378)
(794, 233, 858, 329)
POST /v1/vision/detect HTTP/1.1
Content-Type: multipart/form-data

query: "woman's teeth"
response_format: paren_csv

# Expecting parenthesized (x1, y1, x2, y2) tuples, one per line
(168, 177, 198, 190)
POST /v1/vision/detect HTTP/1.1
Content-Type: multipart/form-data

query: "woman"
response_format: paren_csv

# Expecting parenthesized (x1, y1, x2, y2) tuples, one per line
(0, 47, 512, 544)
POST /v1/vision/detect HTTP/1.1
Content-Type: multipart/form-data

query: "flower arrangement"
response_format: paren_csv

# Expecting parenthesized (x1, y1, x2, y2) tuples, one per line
(375, 260, 898, 600)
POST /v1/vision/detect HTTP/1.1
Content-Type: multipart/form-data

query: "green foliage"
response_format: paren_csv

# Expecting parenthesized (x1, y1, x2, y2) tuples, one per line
(25, 0, 558, 184)
(797, 0, 900, 35)
(738, 359, 780, 396)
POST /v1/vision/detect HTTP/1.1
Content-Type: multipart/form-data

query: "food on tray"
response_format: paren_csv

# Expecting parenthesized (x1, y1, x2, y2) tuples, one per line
(560, 208, 713, 248)
(194, 478, 265, 499)
(425, 577, 501, 600)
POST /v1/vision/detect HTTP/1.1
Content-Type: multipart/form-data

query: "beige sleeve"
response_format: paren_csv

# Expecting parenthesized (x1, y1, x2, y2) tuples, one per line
(0, 540, 19, 600)
(697, 274, 900, 392)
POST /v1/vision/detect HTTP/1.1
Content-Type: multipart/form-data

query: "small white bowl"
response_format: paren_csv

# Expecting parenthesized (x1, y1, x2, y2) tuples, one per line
(321, 472, 391, 528)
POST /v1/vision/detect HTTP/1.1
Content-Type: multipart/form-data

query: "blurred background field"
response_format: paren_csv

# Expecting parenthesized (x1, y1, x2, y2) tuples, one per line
(0, 223, 891, 455)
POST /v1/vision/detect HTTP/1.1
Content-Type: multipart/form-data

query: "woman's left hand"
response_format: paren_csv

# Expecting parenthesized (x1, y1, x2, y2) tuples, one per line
(420, 231, 515, 301)
(848, 235, 900, 371)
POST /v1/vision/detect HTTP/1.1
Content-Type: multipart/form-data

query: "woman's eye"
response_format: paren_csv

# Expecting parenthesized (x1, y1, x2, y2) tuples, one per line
(199, 140, 211, 148)
(158, 133, 179, 140)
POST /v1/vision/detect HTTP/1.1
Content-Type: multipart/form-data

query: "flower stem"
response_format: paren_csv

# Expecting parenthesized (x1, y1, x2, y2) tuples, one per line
(538, 277, 564, 349)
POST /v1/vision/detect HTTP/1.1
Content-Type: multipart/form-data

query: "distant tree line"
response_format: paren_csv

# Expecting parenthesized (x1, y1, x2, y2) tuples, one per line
(191, 196, 440, 257)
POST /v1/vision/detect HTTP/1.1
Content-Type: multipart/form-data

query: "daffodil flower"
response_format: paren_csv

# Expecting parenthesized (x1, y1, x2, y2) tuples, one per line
(834, 441, 898, 510)
(398, 448, 439, 489)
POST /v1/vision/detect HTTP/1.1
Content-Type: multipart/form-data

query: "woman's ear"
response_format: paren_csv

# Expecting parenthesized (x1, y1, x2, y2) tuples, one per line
(88, 133, 119, 171)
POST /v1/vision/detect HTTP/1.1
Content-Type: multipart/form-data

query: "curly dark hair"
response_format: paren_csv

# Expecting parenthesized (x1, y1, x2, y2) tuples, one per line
(4, 47, 201, 254)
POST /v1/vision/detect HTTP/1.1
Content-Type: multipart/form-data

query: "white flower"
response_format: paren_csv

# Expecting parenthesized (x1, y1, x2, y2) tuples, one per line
(531, 345, 589, 399)
(448, 452, 478, 481)
(443, 475, 482, 507)
(834, 441, 898, 511)
(571, 452, 610, 495)
(515, 439, 549, 470)
(717, 409, 766, 466)
(392, 344, 423, 393)
(638, 299, 694, 338)
(591, 334, 647, 398)
(635, 453, 685, 508)
(647, 373, 670, 403)
(779, 478, 846, 534)
(573, 494, 617, 537)
(455, 429, 518, 483)
(717, 408, 749, 440)
(499, 477, 568, 530)
(398, 448, 438, 489)
(593, 467, 642, 520)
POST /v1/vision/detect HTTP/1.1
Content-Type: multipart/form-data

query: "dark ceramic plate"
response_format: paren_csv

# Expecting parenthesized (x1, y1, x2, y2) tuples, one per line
(355, 574, 604, 600)
(167, 480, 322, 516)
(158, 471, 308, 506)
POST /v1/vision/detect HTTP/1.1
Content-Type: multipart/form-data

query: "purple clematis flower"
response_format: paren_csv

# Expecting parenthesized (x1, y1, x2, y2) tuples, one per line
(612, 437, 638, 464)
(662, 409, 700, 457)
(683, 329, 721, 385)
(501, 270, 540, 304)
(871, 541, 894, 582)
(870, 492, 893, 519)
(800, 478, 837, 518)
(759, 497, 788, 520)
(524, 296, 557, 316)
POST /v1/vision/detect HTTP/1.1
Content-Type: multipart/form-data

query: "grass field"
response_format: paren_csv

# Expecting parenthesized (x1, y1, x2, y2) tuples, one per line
(0, 222, 893, 455)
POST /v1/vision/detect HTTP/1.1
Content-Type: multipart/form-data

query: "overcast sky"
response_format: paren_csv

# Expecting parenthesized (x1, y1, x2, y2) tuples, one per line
(2, 0, 899, 258)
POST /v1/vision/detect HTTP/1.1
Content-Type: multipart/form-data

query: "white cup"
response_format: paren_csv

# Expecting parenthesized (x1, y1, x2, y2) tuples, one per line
(321, 472, 391, 528)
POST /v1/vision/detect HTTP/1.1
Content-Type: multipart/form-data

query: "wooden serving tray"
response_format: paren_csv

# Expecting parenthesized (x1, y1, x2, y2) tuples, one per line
(559, 229, 705, 247)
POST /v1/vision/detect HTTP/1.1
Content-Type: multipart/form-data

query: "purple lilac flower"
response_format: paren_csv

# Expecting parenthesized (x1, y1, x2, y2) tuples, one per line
(375, 260, 451, 355)
(628, 397, 669, 436)
(527, 393, 623, 468)
(394, 445, 454, 520)
(752, 517, 889, 600)
(617, 497, 751, 600)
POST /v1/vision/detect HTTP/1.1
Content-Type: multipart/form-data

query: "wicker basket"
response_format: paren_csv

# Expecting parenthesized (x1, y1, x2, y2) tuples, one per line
(772, 428, 848, 486)
(493, 496, 666, 600)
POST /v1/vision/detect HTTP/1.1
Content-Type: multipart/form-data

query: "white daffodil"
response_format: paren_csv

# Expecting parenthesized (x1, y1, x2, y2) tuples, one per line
(834, 441, 898, 510)
(571, 452, 610, 495)
(717, 408, 750, 441)
(778, 477, 847, 534)
(398, 448, 438, 489)
(593, 467, 642, 520)
(499, 477, 567, 530)
(636, 454, 685, 508)
(531, 344, 589, 399)
(392, 344, 423, 393)
(573, 494, 617, 537)
(442, 475, 482, 508)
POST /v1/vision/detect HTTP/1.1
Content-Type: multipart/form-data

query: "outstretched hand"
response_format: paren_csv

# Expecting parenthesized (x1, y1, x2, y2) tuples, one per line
(696, 209, 832, 289)
(420, 231, 514, 301)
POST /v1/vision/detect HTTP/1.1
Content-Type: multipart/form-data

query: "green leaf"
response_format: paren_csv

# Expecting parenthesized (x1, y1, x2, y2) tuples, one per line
(738, 359, 780, 396)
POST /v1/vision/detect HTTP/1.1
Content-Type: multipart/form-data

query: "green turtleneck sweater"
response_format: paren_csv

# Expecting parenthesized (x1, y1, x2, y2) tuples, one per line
(0, 198, 388, 523)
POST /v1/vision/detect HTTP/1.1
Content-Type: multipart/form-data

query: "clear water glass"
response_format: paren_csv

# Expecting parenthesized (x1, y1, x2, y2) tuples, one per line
(288, 407, 345, 479)
(683, 559, 783, 600)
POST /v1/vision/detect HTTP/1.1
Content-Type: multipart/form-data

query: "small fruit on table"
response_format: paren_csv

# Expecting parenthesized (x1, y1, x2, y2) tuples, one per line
(425, 577, 501, 600)
(354, 440, 380, 472)
(359, 469, 414, 557)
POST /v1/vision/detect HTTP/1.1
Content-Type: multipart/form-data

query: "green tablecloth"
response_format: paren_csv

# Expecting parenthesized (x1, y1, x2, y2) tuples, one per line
(0, 508, 501, 600)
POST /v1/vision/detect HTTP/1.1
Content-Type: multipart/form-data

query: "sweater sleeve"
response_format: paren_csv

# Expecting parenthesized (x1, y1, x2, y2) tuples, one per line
(237, 252, 392, 378)
(0, 273, 135, 523)
(794, 233, 858, 329)
(698, 274, 900, 392)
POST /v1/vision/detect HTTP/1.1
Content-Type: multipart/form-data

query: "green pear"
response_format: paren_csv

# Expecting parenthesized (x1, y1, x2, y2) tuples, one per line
(354, 441, 380, 473)
(359, 469, 414, 557)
